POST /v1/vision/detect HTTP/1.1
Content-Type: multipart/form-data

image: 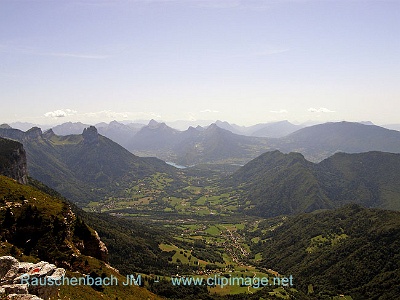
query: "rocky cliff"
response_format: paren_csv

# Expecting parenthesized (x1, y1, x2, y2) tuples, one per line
(0, 175, 108, 269)
(0, 138, 28, 184)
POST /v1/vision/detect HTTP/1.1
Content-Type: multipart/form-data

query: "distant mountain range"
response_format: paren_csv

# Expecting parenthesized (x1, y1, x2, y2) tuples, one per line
(4, 120, 400, 167)
(127, 120, 271, 165)
(0, 126, 177, 206)
(128, 120, 400, 165)
(226, 150, 400, 217)
(215, 120, 304, 137)
(51, 121, 145, 150)
(275, 121, 400, 161)
(47, 120, 302, 165)
(51, 121, 89, 135)
(96, 121, 145, 149)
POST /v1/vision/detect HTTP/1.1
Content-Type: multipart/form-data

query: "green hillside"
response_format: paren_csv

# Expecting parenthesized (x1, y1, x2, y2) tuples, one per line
(248, 204, 400, 299)
(0, 174, 89, 263)
(318, 151, 400, 210)
(0, 175, 161, 299)
(226, 150, 400, 217)
(76, 209, 181, 276)
(225, 151, 332, 217)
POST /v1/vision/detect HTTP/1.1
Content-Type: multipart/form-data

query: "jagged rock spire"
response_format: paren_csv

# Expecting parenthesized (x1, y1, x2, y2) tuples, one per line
(82, 126, 99, 144)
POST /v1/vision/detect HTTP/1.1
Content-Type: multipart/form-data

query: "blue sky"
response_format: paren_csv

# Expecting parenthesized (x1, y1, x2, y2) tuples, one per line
(1, 0, 399, 126)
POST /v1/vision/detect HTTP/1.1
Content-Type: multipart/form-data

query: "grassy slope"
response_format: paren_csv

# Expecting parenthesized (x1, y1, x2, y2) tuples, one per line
(250, 204, 400, 299)
(0, 175, 161, 300)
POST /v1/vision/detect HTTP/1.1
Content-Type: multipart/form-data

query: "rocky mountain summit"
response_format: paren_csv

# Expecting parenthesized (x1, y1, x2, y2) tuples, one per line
(0, 256, 65, 300)
(82, 126, 100, 145)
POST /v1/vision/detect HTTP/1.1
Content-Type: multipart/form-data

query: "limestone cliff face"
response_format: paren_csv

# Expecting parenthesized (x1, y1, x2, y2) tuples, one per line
(73, 218, 109, 263)
(76, 229, 109, 262)
(62, 208, 109, 264)
(0, 138, 28, 184)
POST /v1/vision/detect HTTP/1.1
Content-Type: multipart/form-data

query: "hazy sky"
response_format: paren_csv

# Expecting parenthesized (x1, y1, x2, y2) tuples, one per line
(1, 0, 399, 126)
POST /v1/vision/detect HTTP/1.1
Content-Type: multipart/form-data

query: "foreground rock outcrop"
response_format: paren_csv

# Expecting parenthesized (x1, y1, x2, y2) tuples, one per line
(0, 256, 65, 300)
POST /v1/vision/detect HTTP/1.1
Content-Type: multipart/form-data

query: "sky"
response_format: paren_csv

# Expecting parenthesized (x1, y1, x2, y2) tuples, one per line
(0, 0, 399, 127)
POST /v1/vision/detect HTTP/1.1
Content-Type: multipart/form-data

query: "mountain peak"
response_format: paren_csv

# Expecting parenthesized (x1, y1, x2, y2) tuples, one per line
(82, 126, 99, 144)
(206, 123, 232, 135)
(148, 119, 160, 128)
(43, 128, 56, 139)
(207, 123, 219, 130)
(25, 127, 42, 139)
(52, 122, 89, 135)
(0, 124, 12, 129)
(215, 120, 229, 126)
(109, 120, 121, 126)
